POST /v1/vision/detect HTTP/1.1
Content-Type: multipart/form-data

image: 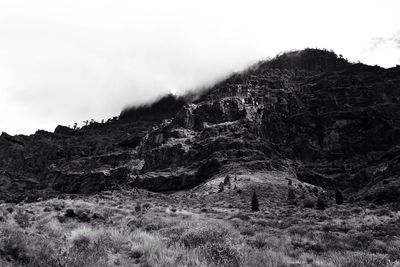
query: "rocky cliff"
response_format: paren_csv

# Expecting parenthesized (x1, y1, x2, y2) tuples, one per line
(1, 48, 400, 204)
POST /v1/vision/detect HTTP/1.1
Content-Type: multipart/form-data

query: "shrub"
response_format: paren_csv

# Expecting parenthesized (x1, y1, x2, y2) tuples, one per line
(142, 203, 152, 210)
(199, 240, 241, 267)
(135, 203, 142, 212)
(180, 221, 233, 248)
(0, 227, 30, 264)
(351, 207, 363, 214)
(241, 248, 286, 267)
(303, 198, 314, 208)
(229, 212, 251, 221)
(348, 230, 374, 250)
(0, 226, 62, 266)
(13, 210, 31, 229)
(240, 227, 255, 236)
(329, 251, 392, 267)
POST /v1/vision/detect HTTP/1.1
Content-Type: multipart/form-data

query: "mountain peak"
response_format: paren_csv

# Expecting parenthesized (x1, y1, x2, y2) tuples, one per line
(262, 48, 350, 71)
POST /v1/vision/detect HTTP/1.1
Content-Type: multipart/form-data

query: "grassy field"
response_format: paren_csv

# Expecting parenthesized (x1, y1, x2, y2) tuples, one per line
(0, 171, 399, 266)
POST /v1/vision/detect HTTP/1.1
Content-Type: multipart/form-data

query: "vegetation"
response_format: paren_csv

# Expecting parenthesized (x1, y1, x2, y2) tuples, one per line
(316, 197, 326, 210)
(218, 182, 224, 193)
(0, 184, 398, 267)
(251, 192, 259, 212)
(335, 189, 344, 205)
(288, 188, 296, 201)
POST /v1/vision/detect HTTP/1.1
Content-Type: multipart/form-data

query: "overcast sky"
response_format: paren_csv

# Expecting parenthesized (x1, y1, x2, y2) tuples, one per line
(0, 0, 399, 135)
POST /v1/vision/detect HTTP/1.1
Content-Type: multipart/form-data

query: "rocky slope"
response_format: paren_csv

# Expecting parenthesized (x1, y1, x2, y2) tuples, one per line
(1, 48, 400, 204)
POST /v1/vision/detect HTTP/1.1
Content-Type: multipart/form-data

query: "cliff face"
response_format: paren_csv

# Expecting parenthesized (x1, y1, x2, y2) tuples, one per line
(1, 49, 400, 204)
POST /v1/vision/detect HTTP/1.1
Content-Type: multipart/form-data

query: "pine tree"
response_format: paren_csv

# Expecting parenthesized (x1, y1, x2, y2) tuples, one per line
(335, 189, 344, 205)
(288, 188, 296, 201)
(316, 197, 326, 210)
(218, 182, 224, 193)
(251, 192, 259, 211)
(224, 175, 231, 189)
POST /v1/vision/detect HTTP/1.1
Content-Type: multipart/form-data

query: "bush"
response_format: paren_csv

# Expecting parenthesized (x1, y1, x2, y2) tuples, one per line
(14, 210, 31, 229)
(303, 198, 314, 208)
(241, 248, 286, 267)
(180, 221, 233, 248)
(0, 227, 62, 267)
(229, 212, 251, 221)
(199, 240, 241, 267)
(135, 203, 142, 212)
(330, 251, 392, 267)
(240, 227, 255, 236)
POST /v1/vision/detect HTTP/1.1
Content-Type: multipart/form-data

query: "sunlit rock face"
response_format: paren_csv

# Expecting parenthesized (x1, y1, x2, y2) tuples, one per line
(1, 49, 400, 204)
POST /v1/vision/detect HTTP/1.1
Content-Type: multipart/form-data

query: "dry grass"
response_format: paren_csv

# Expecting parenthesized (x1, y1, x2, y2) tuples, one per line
(0, 178, 400, 267)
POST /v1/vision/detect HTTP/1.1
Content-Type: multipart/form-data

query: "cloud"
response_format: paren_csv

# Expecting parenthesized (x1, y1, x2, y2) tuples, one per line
(370, 31, 400, 50)
(0, 0, 399, 134)
(366, 31, 400, 66)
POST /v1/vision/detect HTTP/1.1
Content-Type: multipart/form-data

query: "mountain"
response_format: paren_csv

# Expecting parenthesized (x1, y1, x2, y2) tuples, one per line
(1, 48, 400, 205)
(1, 48, 400, 267)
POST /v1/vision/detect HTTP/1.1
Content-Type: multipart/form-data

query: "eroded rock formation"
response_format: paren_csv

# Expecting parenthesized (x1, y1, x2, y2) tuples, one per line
(1, 49, 400, 204)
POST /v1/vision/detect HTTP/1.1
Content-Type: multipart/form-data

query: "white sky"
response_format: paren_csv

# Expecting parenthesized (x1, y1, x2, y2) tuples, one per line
(0, 0, 399, 135)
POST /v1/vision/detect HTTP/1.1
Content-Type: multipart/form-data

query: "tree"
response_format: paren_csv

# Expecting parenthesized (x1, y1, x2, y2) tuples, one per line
(335, 189, 344, 205)
(73, 122, 77, 130)
(218, 182, 224, 193)
(316, 197, 326, 210)
(224, 175, 231, 189)
(251, 192, 259, 211)
(288, 188, 296, 201)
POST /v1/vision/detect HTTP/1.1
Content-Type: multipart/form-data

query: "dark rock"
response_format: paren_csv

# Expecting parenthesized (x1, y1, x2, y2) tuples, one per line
(129, 250, 143, 259)
(92, 213, 103, 220)
(65, 209, 76, 218)
(6, 207, 14, 213)
(76, 211, 91, 222)
(1, 132, 24, 146)
(118, 136, 142, 148)
(54, 125, 76, 136)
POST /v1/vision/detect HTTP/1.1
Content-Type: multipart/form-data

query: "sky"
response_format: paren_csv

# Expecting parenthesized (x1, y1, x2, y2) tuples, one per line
(0, 0, 399, 135)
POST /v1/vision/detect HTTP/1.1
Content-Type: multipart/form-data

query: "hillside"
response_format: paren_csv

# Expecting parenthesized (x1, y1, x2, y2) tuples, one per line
(1, 48, 400, 266)
(1, 48, 399, 204)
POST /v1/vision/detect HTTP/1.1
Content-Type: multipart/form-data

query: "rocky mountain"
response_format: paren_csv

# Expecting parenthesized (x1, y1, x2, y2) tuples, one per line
(1, 48, 400, 205)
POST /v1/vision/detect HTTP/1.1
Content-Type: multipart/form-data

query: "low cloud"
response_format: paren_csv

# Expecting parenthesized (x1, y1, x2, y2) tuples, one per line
(0, 0, 399, 134)
(370, 31, 400, 50)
